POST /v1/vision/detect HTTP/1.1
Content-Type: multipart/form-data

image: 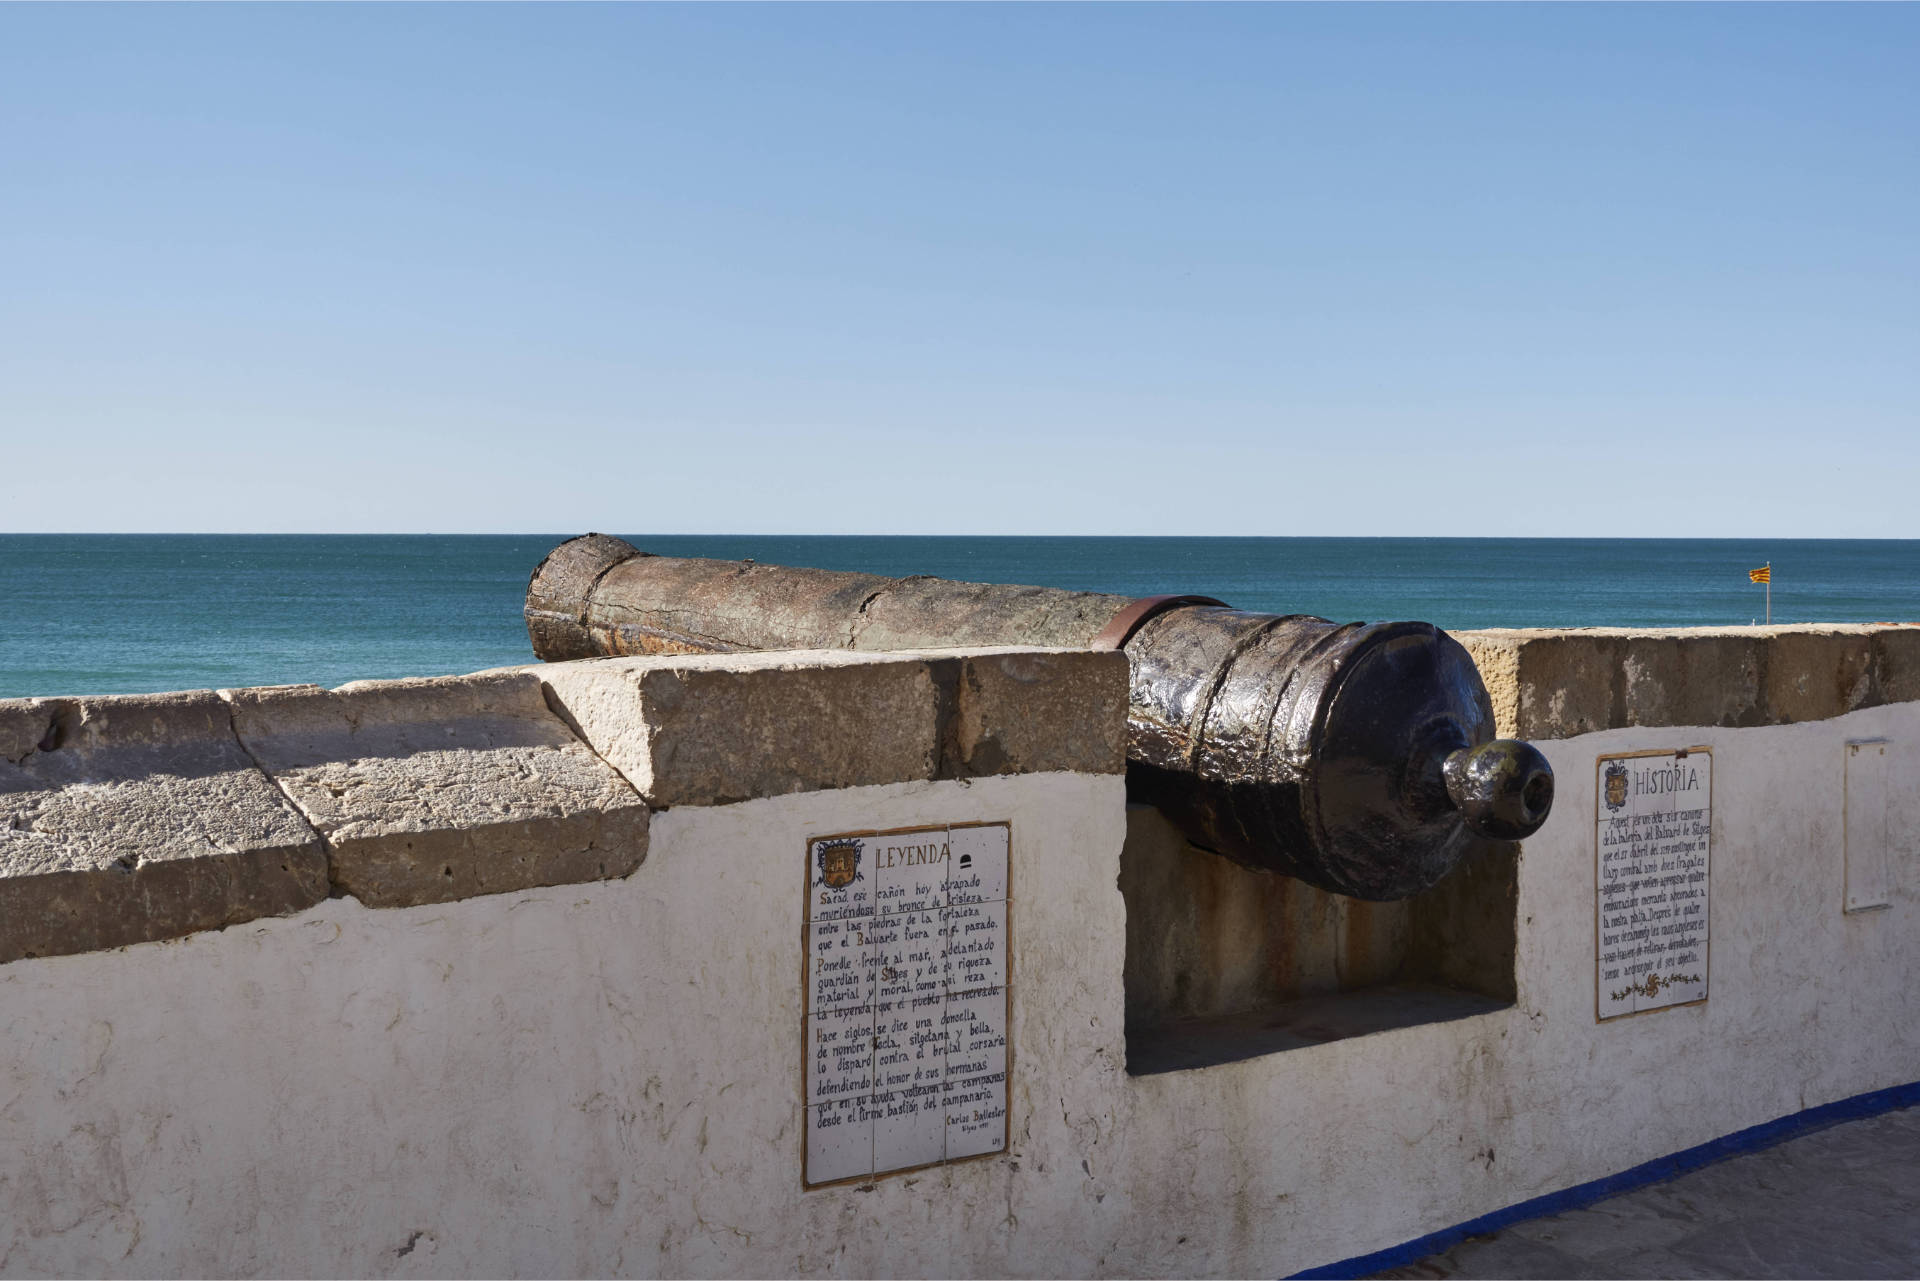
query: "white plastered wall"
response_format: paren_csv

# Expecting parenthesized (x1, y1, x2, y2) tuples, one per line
(0, 772, 1133, 1279)
(0, 708, 1914, 1278)
(1114, 700, 1920, 1277)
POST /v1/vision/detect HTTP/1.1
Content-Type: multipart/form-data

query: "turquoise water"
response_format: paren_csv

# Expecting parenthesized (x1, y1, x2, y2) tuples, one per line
(2, 535, 1915, 698)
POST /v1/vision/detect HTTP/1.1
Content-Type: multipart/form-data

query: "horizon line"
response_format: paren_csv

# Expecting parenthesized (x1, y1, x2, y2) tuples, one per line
(1, 531, 1916, 543)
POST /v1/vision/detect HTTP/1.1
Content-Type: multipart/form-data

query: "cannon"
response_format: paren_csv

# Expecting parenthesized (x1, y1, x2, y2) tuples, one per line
(525, 534, 1554, 901)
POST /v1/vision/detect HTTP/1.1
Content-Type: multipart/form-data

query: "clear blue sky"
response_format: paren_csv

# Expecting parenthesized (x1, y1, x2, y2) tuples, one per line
(3, 4, 1915, 536)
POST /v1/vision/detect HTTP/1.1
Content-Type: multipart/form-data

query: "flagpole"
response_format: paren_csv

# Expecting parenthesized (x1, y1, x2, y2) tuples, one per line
(1748, 562, 1772, 624)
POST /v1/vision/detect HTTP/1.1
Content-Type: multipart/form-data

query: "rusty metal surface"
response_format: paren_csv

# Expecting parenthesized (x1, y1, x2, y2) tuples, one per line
(528, 534, 1131, 658)
(585, 555, 896, 655)
(1088, 594, 1229, 651)
(523, 533, 647, 661)
(526, 534, 1555, 900)
(850, 575, 1134, 651)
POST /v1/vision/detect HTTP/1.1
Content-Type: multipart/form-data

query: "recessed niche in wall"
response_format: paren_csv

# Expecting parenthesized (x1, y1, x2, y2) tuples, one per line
(1120, 804, 1518, 1076)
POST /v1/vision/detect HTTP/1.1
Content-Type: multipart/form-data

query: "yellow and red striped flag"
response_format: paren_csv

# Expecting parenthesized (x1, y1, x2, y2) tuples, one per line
(1749, 565, 1771, 584)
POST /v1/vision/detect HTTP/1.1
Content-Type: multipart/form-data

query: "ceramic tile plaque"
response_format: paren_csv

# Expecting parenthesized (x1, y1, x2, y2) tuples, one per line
(803, 822, 1010, 1188)
(1596, 748, 1711, 1020)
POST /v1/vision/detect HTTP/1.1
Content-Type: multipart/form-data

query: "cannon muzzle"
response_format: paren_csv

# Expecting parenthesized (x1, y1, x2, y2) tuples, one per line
(1445, 738, 1556, 842)
(526, 534, 1553, 900)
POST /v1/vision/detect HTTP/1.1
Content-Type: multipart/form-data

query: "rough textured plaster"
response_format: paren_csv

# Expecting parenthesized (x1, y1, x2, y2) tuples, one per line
(0, 774, 1130, 1279)
(0, 704, 1913, 1276)
(1116, 702, 1920, 1277)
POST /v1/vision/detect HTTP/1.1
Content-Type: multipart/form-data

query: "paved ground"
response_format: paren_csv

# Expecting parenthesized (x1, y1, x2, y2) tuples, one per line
(1375, 1105, 1920, 1279)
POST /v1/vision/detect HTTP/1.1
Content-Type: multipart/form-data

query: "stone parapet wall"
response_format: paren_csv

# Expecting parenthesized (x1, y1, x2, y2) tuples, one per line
(0, 647, 1124, 966)
(0, 690, 330, 965)
(539, 646, 1127, 806)
(1458, 623, 1920, 739)
(0, 626, 1910, 1277)
(0, 644, 1132, 1277)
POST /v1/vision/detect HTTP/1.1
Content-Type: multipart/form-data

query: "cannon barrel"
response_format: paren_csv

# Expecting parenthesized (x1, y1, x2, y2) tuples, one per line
(526, 534, 1554, 900)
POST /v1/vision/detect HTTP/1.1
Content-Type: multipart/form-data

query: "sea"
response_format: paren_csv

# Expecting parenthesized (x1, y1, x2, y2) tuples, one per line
(2, 535, 1915, 699)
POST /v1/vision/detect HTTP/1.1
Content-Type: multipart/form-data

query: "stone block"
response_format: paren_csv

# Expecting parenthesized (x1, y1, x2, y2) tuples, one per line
(938, 649, 1127, 778)
(1457, 635, 1523, 741)
(1456, 624, 1920, 739)
(225, 671, 647, 909)
(1459, 630, 1624, 740)
(539, 646, 1127, 808)
(0, 690, 327, 964)
(1620, 633, 1763, 730)
(1764, 629, 1874, 725)
(539, 650, 942, 807)
(1870, 626, 1920, 706)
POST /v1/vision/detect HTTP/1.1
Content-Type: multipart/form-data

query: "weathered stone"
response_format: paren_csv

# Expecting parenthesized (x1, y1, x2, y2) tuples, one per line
(1764, 630, 1874, 725)
(225, 671, 648, 909)
(1871, 625, 1920, 705)
(1619, 633, 1764, 730)
(1458, 636, 1522, 744)
(1456, 624, 1920, 739)
(0, 690, 327, 964)
(938, 649, 1128, 778)
(538, 646, 1127, 808)
(1457, 631, 1621, 740)
(1403, 839, 1519, 1004)
(539, 650, 943, 807)
(1117, 803, 1516, 1030)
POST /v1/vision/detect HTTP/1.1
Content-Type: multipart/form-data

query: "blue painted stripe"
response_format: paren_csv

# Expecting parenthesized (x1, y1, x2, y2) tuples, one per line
(1290, 1079, 1920, 1280)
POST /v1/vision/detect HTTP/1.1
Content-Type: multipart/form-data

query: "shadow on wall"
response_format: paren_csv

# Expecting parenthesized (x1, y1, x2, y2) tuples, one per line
(1120, 803, 1519, 1075)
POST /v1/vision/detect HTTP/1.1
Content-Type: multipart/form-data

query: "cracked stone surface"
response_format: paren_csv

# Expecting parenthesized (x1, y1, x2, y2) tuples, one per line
(0, 690, 328, 963)
(225, 670, 649, 908)
(538, 649, 943, 806)
(1375, 1105, 1920, 1280)
(537, 646, 1125, 809)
